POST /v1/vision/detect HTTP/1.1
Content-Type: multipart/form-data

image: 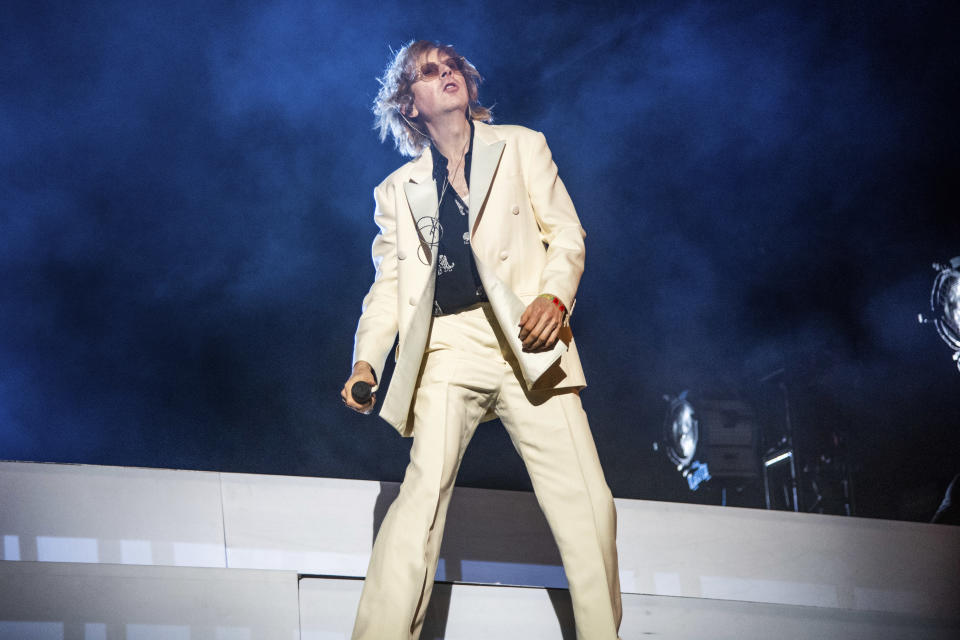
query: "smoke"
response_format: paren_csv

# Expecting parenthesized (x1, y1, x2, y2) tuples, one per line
(1, 0, 957, 519)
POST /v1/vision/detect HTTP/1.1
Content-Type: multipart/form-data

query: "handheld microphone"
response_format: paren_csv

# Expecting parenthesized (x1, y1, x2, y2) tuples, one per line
(351, 381, 377, 405)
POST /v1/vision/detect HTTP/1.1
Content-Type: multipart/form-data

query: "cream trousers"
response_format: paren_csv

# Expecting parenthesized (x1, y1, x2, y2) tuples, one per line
(352, 304, 622, 640)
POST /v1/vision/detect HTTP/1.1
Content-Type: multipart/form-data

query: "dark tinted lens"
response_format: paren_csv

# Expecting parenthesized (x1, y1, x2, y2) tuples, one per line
(444, 56, 463, 71)
(418, 62, 440, 79)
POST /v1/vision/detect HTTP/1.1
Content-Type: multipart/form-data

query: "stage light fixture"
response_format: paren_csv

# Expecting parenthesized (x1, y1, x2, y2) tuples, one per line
(919, 256, 960, 372)
(653, 391, 710, 491)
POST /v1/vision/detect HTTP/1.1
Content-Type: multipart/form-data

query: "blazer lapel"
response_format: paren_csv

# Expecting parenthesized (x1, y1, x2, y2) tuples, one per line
(468, 126, 505, 237)
(385, 153, 438, 432)
(403, 152, 439, 265)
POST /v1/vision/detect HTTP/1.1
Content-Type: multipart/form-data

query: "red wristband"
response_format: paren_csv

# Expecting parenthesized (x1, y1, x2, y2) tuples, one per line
(538, 293, 566, 315)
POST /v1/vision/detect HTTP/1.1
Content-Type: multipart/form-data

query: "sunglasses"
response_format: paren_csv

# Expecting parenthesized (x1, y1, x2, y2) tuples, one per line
(411, 56, 465, 83)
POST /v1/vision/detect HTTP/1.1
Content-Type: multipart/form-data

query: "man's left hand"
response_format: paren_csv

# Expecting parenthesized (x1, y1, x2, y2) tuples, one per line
(518, 296, 564, 352)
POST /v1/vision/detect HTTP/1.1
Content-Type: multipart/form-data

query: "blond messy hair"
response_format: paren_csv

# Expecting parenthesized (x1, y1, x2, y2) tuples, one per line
(373, 40, 493, 158)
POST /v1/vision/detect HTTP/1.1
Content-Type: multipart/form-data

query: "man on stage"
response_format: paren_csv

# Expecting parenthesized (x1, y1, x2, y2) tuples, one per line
(340, 40, 622, 640)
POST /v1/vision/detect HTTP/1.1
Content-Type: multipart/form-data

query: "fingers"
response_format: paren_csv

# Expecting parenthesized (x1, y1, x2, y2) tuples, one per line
(518, 308, 535, 341)
(341, 373, 378, 414)
(518, 297, 552, 341)
(524, 312, 552, 350)
(519, 305, 530, 328)
(539, 323, 561, 352)
(518, 314, 535, 343)
(342, 390, 376, 413)
(519, 297, 548, 343)
(526, 327, 557, 352)
(520, 306, 562, 352)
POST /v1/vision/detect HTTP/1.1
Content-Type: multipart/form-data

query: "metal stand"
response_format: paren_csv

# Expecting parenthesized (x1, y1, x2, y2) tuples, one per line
(760, 376, 801, 512)
(763, 448, 799, 512)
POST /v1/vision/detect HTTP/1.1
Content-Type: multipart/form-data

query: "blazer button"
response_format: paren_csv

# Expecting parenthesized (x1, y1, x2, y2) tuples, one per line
(499, 251, 509, 261)
(409, 296, 418, 306)
(511, 205, 520, 215)
(397, 250, 407, 260)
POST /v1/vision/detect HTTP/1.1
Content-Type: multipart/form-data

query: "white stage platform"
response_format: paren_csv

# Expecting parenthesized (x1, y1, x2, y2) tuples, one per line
(1, 460, 958, 639)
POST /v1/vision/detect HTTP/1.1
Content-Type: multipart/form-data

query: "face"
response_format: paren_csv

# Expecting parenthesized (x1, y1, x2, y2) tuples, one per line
(406, 48, 468, 122)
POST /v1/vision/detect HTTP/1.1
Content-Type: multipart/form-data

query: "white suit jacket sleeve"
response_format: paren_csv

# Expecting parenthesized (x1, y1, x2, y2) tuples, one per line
(351, 181, 399, 380)
(522, 130, 586, 311)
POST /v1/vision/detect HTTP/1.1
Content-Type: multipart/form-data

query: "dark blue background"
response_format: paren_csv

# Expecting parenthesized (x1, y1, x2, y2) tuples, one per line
(2, 0, 957, 521)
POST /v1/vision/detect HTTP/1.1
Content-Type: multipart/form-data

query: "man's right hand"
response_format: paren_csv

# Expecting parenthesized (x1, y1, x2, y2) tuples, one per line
(341, 361, 378, 414)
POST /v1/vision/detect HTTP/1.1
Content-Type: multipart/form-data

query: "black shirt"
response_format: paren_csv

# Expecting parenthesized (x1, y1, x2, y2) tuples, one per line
(430, 122, 488, 316)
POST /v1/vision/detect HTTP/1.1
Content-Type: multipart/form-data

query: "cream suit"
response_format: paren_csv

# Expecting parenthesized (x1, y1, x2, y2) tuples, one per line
(351, 121, 622, 639)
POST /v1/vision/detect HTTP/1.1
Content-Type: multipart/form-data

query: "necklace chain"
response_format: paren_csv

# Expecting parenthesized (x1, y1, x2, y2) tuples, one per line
(438, 132, 470, 204)
(417, 131, 470, 266)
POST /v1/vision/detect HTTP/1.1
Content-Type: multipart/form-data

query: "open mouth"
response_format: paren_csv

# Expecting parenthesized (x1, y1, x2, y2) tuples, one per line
(443, 81, 458, 92)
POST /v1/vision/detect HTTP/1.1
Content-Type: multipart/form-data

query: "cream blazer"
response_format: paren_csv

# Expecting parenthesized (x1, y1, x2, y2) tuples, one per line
(353, 121, 588, 436)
